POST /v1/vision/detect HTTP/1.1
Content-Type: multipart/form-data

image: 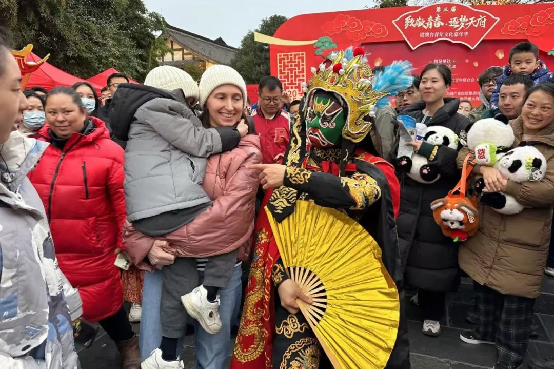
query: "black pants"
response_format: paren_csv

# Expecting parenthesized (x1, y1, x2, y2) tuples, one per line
(419, 289, 446, 321)
(98, 306, 135, 343)
(473, 281, 534, 368)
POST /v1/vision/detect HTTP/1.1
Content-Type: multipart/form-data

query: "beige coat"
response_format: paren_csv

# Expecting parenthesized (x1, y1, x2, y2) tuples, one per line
(458, 117, 554, 298)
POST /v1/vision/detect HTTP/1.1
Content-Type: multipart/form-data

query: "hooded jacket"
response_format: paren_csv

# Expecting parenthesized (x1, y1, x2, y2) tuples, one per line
(0, 131, 80, 368)
(108, 83, 242, 224)
(459, 116, 554, 298)
(490, 61, 554, 111)
(123, 135, 262, 269)
(29, 117, 126, 322)
(393, 98, 471, 292)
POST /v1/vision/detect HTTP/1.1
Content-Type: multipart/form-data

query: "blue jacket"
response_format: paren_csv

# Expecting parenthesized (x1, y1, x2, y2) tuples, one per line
(490, 61, 554, 111)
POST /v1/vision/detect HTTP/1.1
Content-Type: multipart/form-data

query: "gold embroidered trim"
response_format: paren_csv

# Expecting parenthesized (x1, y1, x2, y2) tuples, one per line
(233, 227, 269, 363)
(272, 263, 285, 285)
(268, 187, 298, 214)
(312, 147, 342, 163)
(286, 167, 312, 185)
(280, 338, 320, 369)
(275, 314, 309, 339)
(429, 145, 439, 161)
(340, 172, 381, 210)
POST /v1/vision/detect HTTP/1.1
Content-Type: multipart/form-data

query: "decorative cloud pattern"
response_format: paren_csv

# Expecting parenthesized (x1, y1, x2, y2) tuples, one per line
(322, 14, 388, 41)
(501, 7, 554, 37)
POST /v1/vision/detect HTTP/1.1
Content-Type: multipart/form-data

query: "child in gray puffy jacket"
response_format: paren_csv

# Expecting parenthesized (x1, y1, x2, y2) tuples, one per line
(110, 66, 249, 367)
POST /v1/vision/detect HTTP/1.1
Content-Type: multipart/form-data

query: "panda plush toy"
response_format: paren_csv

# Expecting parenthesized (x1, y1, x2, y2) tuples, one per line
(477, 146, 547, 215)
(467, 113, 515, 166)
(398, 125, 459, 184)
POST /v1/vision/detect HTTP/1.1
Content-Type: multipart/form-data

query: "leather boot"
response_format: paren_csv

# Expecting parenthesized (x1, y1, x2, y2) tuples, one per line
(116, 334, 141, 369)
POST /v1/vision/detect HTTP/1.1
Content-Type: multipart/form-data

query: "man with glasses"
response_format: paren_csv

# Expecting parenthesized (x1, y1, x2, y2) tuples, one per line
(468, 66, 503, 123)
(103, 72, 129, 148)
(252, 76, 291, 164)
(396, 74, 421, 112)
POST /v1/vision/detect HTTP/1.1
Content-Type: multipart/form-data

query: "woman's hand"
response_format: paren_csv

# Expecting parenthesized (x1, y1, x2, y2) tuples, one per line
(480, 166, 507, 192)
(147, 240, 175, 270)
(248, 163, 287, 190)
(237, 119, 248, 138)
(406, 141, 422, 152)
(277, 279, 313, 315)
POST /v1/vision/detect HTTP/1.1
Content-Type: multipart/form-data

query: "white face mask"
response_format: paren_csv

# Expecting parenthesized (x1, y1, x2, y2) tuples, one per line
(22, 110, 46, 130)
(81, 98, 96, 114)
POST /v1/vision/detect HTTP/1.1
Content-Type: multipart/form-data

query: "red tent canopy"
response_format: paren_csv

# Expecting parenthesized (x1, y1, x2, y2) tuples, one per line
(24, 53, 102, 93)
(87, 68, 138, 89)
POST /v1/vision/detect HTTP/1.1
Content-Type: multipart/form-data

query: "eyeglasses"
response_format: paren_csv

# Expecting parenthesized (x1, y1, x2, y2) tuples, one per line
(260, 96, 282, 104)
(482, 78, 498, 85)
(109, 83, 122, 89)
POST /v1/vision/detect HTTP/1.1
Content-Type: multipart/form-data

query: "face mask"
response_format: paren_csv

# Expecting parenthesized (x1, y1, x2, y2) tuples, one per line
(306, 92, 346, 148)
(22, 111, 46, 130)
(81, 98, 96, 114)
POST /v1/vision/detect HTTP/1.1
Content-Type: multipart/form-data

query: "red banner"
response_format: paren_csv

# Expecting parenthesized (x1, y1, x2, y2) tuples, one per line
(269, 3, 554, 103)
(392, 3, 499, 50)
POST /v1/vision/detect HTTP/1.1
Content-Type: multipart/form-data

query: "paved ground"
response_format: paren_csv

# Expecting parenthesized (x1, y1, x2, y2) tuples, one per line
(78, 276, 554, 369)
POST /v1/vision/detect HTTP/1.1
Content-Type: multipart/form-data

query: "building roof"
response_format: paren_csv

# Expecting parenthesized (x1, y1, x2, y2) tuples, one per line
(165, 25, 237, 65)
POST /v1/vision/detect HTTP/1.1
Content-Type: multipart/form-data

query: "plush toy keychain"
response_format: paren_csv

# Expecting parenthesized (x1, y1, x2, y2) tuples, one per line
(430, 153, 479, 242)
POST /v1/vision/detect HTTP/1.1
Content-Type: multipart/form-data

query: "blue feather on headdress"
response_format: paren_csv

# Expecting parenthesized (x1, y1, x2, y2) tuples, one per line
(344, 46, 354, 62)
(373, 61, 414, 108)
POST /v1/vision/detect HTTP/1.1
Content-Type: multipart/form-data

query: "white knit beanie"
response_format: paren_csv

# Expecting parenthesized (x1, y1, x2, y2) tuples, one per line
(144, 66, 199, 102)
(199, 65, 247, 107)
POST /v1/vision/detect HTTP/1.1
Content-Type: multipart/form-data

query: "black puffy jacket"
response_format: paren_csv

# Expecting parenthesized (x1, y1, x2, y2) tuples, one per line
(395, 98, 471, 292)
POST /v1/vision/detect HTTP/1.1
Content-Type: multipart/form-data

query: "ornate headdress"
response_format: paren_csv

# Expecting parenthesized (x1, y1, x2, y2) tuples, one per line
(11, 45, 49, 89)
(301, 47, 414, 144)
(268, 48, 414, 222)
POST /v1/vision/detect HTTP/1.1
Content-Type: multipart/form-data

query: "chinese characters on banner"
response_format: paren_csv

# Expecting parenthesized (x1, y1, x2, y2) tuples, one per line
(393, 3, 500, 50)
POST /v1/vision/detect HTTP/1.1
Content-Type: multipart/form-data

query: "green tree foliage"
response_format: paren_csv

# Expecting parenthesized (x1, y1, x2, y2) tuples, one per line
(0, 0, 169, 82)
(376, 0, 409, 7)
(182, 63, 203, 82)
(313, 36, 338, 56)
(231, 15, 288, 84)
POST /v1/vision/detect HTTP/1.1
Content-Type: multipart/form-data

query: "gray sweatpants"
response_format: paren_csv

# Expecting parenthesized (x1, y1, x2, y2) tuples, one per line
(160, 249, 239, 338)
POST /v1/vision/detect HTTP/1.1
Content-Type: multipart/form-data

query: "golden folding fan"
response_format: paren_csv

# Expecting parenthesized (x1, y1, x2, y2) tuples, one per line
(266, 200, 400, 369)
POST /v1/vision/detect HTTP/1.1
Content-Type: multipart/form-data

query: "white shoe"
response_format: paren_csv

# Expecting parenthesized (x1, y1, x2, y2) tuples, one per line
(141, 348, 183, 369)
(422, 320, 441, 337)
(545, 267, 554, 277)
(129, 303, 142, 323)
(181, 286, 222, 335)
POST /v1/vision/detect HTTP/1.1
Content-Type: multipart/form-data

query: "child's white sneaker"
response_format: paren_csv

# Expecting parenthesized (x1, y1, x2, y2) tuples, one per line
(128, 303, 142, 323)
(181, 285, 222, 335)
(141, 348, 183, 369)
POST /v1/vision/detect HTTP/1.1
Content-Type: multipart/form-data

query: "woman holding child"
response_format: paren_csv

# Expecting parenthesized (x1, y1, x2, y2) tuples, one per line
(115, 65, 262, 369)
(458, 83, 554, 369)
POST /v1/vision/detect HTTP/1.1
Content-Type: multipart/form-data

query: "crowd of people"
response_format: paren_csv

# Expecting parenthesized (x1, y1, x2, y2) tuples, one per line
(1, 23, 554, 370)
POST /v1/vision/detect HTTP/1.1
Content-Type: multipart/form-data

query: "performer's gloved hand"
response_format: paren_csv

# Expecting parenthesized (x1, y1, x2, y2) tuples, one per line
(277, 279, 313, 315)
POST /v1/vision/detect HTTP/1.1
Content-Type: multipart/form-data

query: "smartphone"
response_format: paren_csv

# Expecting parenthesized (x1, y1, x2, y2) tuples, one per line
(114, 252, 131, 270)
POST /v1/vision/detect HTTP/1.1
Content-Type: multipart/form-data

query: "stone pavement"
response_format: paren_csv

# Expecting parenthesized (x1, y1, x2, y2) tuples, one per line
(78, 276, 554, 369)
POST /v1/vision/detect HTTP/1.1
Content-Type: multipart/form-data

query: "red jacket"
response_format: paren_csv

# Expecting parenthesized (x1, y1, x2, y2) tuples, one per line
(252, 108, 290, 164)
(29, 117, 126, 322)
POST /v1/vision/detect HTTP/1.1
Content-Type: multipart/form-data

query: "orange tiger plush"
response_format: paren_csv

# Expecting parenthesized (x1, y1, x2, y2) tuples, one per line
(430, 197, 479, 242)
